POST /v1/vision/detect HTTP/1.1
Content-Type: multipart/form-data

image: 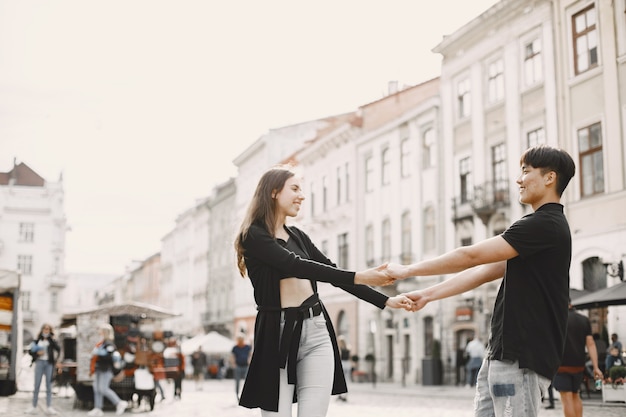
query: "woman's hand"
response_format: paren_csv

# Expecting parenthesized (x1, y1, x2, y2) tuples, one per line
(385, 295, 413, 311)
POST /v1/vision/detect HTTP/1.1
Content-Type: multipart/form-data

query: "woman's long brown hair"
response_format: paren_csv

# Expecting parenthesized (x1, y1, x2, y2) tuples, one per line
(235, 165, 295, 277)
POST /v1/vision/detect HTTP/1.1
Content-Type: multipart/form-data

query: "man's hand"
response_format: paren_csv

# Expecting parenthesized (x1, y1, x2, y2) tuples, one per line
(355, 264, 396, 286)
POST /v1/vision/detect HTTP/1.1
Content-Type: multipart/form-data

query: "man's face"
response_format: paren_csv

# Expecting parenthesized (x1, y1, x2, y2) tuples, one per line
(516, 163, 553, 209)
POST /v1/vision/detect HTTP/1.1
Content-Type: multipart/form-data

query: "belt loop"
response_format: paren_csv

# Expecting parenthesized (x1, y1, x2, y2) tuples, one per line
(308, 306, 314, 318)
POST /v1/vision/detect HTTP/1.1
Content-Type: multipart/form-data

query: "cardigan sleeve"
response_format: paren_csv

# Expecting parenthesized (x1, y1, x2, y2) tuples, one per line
(292, 226, 389, 310)
(243, 224, 355, 286)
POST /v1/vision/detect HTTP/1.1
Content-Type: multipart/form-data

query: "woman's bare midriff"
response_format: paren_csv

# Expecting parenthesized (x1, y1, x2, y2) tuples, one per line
(280, 277, 314, 308)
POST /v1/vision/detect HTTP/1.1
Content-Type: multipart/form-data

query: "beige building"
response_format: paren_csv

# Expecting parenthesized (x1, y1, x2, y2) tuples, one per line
(552, 0, 626, 339)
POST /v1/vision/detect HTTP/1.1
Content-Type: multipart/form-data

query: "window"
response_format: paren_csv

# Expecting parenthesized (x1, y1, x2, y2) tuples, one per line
(321, 240, 328, 257)
(365, 225, 374, 267)
(423, 207, 436, 252)
(310, 182, 316, 217)
(461, 237, 473, 247)
(322, 176, 327, 212)
(337, 233, 349, 269)
(22, 291, 31, 311)
(573, 5, 598, 75)
(19, 223, 34, 242)
(51, 291, 58, 313)
(492, 143, 508, 201)
(457, 78, 471, 119)
(578, 122, 604, 197)
(400, 138, 411, 177)
(365, 155, 374, 192)
(17, 255, 33, 275)
(345, 162, 350, 202)
(459, 157, 472, 204)
(527, 127, 545, 148)
(336, 166, 342, 205)
(381, 219, 391, 262)
(423, 128, 435, 169)
(381, 147, 391, 186)
(399, 124, 411, 177)
(524, 38, 543, 86)
(401, 211, 412, 263)
(487, 59, 504, 103)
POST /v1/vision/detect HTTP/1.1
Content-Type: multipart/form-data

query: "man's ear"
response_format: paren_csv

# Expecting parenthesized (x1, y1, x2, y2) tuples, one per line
(545, 171, 556, 186)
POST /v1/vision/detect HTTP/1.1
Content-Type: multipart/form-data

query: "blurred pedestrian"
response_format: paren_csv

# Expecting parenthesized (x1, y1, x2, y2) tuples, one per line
(231, 334, 251, 401)
(464, 335, 484, 387)
(88, 323, 128, 416)
(25, 323, 61, 415)
(191, 346, 207, 390)
(163, 339, 185, 399)
(337, 336, 351, 402)
(552, 301, 601, 417)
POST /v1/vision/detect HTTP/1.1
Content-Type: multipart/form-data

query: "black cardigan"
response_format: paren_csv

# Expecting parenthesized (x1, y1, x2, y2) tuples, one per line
(238, 223, 389, 411)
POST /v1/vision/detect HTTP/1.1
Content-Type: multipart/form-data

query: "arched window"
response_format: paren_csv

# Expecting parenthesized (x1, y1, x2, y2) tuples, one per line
(582, 257, 607, 291)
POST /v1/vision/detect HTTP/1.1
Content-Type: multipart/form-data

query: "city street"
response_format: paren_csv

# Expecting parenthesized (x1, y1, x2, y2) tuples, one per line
(1, 378, 624, 417)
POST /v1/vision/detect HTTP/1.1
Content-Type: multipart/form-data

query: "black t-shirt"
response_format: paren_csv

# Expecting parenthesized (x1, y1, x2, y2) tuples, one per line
(560, 309, 592, 367)
(488, 203, 571, 379)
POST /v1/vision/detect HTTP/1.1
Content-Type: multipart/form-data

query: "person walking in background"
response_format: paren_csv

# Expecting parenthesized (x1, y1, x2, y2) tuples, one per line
(464, 335, 484, 388)
(191, 346, 207, 391)
(385, 145, 576, 417)
(88, 323, 128, 416)
(552, 301, 601, 417)
(231, 334, 251, 401)
(233, 164, 411, 416)
(336, 336, 351, 402)
(174, 342, 185, 399)
(25, 323, 61, 415)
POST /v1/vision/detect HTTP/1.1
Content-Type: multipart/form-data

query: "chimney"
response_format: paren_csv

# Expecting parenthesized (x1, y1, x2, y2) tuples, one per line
(388, 80, 399, 95)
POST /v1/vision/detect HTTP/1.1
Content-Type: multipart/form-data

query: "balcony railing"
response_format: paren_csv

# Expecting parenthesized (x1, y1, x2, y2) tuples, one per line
(452, 180, 510, 225)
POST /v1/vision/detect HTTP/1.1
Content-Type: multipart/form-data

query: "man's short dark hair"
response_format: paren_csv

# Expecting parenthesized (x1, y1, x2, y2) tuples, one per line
(520, 145, 576, 196)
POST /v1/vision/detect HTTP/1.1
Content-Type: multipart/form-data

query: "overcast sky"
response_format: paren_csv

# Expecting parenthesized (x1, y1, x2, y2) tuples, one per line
(0, 0, 498, 274)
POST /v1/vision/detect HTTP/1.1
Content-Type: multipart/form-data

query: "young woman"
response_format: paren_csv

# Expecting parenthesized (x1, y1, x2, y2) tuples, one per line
(26, 323, 61, 415)
(234, 165, 410, 416)
(88, 323, 128, 416)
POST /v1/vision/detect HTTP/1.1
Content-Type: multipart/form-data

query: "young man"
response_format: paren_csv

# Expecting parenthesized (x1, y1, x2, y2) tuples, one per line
(385, 145, 576, 417)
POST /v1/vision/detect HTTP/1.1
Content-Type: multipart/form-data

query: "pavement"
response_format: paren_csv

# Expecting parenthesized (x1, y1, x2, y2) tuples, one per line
(1, 378, 624, 417)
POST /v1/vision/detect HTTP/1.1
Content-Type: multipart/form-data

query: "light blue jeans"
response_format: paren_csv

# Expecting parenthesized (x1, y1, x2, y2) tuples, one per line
(234, 365, 248, 397)
(93, 370, 122, 409)
(33, 359, 54, 407)
(261, 315, 334, 417)
(474, 359, 550, 417)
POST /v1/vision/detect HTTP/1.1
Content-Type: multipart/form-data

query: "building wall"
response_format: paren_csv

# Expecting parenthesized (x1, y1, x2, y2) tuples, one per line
(0, 163, 67, 341)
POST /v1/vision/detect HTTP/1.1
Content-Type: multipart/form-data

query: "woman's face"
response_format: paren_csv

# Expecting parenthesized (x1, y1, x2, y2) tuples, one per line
(274, 176, 305, 219)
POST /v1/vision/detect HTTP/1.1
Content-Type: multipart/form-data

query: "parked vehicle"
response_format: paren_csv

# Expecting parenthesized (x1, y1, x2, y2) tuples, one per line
(0, 269, 22, 397)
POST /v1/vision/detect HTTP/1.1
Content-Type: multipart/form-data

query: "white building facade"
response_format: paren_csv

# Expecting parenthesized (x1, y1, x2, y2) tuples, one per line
(0, 161, 67, 342)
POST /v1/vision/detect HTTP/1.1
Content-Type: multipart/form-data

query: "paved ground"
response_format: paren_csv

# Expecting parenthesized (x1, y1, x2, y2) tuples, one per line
(1, 378, 624, 417)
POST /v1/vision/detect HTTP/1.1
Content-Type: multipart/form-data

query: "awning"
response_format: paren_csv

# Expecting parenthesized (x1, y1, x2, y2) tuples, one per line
(62, 301, 180, 320)
(571, 281, 626, 309)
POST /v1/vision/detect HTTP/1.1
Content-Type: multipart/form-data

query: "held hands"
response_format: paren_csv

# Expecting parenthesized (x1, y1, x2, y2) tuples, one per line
(382, 262, 410, 280)
(355, 263, 396, 287)
(399, 290, 429, 312)
(385, 295, 414, 311)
